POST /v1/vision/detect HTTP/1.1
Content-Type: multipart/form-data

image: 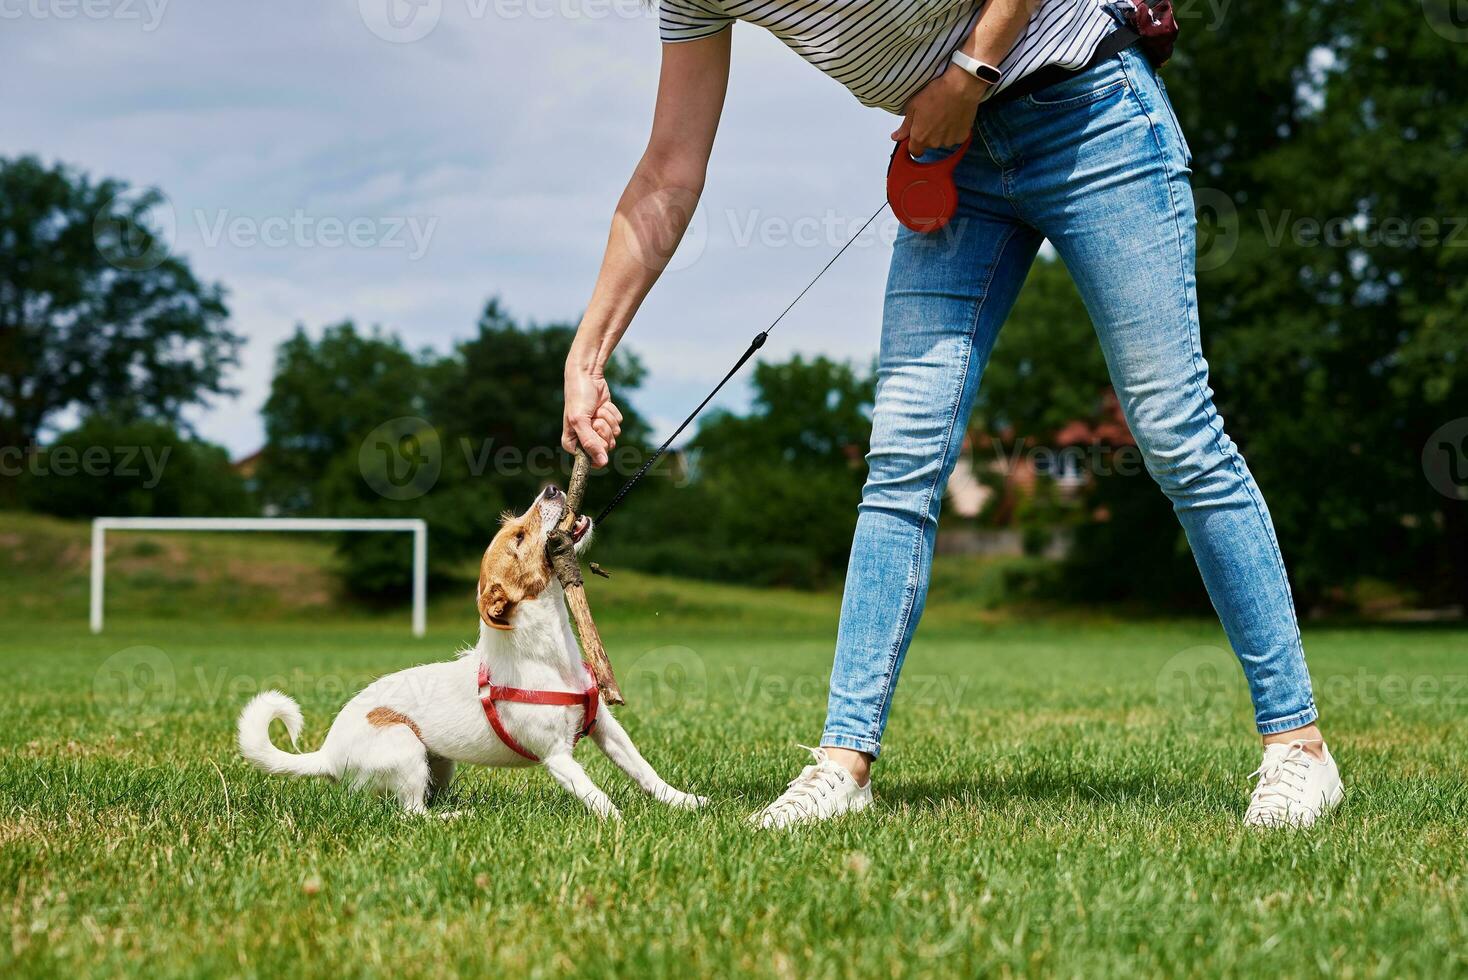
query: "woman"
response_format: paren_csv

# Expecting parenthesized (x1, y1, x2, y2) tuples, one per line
(560, 0, 1343, 829)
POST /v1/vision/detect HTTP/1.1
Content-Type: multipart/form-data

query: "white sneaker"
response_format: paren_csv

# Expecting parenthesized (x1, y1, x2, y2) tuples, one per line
(750, 745, 873, 830)
(1244, 740, 1344, 828)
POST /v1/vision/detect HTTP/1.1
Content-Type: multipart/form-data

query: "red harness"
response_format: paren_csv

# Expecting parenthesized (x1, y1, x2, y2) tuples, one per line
(477, 661, 599, 763)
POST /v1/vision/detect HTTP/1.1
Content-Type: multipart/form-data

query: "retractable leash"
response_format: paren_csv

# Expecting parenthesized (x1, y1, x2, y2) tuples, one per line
(886, 136, 972, 233)
(593, 139, 971, 527)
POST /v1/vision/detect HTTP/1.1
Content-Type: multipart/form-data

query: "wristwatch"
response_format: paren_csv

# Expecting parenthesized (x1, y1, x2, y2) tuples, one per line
(950, 49, 1004, 85)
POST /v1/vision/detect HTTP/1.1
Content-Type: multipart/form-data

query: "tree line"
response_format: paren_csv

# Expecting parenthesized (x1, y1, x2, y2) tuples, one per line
(2, 1, 1465, 611)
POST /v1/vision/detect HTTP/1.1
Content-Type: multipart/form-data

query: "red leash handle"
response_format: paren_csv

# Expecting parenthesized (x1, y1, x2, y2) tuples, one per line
(886, 135, 971, 234)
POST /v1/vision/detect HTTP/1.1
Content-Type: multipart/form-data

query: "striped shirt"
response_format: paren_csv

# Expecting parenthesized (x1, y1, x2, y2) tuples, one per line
(659, 0, 1120, 113)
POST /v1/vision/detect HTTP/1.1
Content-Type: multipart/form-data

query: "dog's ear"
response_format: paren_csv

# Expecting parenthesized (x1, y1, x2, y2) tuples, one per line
(478, 581, 516, 630)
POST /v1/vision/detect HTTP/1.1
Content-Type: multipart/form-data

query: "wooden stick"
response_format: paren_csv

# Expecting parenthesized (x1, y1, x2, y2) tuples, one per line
(547, 450, 624, 705)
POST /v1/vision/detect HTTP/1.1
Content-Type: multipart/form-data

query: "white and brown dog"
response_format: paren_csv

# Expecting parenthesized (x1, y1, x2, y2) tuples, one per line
(237, 485, 704, 819)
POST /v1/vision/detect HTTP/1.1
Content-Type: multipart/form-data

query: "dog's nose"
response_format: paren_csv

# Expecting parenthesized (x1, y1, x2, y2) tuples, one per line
(542, 485, 562, 499)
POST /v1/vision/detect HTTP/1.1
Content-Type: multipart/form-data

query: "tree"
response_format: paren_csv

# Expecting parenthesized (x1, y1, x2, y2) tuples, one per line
(968, 9, 1468, 612)
(257, 304, 655, 598)
(429, 299, 652, 515)
(21, 417, 250, 519)
(0, 156, 239, 451)
(258, 322, 430, 513)
(1168, 3, 1468, 608)
(615, 355, 875, 588)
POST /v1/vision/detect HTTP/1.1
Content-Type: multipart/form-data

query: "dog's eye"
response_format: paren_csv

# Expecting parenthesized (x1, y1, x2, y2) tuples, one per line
(514, 532, 525, 545)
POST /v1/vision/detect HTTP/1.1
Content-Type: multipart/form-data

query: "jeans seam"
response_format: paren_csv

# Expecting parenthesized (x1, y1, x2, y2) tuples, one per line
(1257, 704, 1319, 735)
(866, 223, 1021, 747)
(977, 114, 1020, 207)
(820, 732, 883, 756)
(1123, 52, 1312, 721)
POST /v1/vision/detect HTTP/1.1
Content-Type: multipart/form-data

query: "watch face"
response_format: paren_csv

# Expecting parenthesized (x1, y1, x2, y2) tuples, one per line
(975, 63, 1003, 84)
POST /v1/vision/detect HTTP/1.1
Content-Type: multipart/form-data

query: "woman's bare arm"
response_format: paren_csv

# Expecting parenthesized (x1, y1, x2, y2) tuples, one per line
(562, 31, 732, 467)
(896, 0, 1033, 155)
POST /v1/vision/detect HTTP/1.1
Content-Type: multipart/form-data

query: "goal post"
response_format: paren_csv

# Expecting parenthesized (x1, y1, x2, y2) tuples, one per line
(89, 516, 429, 637)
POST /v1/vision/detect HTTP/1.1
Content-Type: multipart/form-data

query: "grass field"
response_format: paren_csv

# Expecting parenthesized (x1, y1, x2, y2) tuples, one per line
(3, 515, 1467, 977)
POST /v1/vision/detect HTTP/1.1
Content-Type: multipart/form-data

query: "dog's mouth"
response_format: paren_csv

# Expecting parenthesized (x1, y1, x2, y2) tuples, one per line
(570, 515, 591, 543)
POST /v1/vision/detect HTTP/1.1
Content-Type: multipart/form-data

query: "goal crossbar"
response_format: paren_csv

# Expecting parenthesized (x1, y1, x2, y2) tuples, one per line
(89, 517, 429, 636)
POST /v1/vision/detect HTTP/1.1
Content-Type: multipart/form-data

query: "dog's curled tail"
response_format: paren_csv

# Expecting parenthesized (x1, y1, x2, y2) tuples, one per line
(237, 690, 335, 778)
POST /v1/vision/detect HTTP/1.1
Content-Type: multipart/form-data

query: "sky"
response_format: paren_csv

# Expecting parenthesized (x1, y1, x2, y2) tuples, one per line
(2, 0, 911, 456)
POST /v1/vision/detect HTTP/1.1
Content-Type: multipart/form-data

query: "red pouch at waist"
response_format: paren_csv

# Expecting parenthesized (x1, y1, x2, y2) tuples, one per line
(1126, 0, 1179, 67)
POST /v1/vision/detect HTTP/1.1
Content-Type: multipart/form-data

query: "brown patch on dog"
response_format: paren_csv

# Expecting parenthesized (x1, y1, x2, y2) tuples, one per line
(476, 500, 553, 630)
(367, 706, 423, 740)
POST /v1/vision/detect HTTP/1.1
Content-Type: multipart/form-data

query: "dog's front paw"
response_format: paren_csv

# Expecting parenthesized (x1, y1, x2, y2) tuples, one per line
(663, 790, 709, 810)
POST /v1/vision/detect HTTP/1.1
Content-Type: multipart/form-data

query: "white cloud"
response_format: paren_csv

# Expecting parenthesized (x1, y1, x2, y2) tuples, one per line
(3, 5, 902, 458)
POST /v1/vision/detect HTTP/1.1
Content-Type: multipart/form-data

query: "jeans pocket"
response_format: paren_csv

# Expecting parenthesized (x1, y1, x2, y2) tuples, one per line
(1025, 57, 1129, 109)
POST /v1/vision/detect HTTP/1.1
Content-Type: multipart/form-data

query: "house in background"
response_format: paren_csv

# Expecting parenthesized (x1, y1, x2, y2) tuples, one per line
(941, 389, 1136, 557)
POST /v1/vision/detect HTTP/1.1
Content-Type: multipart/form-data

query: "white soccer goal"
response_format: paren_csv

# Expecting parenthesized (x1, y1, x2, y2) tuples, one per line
(89, 517, 429, 636)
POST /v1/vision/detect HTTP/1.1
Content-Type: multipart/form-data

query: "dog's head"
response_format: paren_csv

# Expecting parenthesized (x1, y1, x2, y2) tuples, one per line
(476, 485, 592, 631)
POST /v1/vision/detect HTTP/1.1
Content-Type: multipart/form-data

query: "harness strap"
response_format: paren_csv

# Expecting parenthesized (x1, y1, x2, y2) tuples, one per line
(477, 662, 600, 763)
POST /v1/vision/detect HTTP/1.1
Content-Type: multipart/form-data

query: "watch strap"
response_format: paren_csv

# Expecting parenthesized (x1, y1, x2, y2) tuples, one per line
(950, 49, 1003, 85)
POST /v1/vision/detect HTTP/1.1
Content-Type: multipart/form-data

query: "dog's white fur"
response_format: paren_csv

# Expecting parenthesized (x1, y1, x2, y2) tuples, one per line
(237, 486, 704, 819)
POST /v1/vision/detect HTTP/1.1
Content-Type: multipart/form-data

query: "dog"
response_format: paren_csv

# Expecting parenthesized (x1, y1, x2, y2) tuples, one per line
(237, 484, 705, 819)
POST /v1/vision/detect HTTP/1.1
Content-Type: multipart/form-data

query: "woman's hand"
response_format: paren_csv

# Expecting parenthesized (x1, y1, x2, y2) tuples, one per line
(558, 34, 729, 471)
(892, 65, 989, 157)
(562, 367, 623, 468)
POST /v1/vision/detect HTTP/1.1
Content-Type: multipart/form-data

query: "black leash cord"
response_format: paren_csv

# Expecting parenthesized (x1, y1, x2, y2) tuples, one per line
(593, 200, 888, 526)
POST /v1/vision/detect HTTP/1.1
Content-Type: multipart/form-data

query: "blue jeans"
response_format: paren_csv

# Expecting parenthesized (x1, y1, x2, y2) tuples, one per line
(821, 46, 1318, 759)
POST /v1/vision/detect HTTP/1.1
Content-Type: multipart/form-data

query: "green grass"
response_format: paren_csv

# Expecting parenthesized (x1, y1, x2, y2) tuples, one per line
(2, 515, 1466, 977)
